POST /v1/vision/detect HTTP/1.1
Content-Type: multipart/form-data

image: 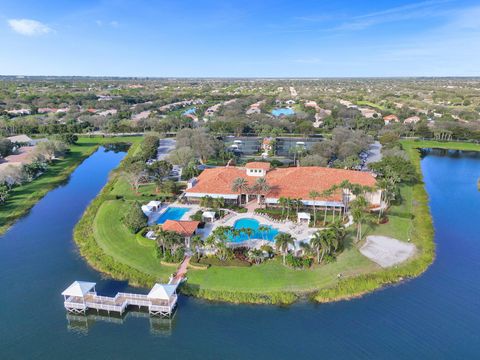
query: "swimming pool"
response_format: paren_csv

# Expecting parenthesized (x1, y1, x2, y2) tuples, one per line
(230, 218, 279, 243)
(183, 107, 196, 115)
(271, 108, 295, 117)
(156, 207, 190, 224)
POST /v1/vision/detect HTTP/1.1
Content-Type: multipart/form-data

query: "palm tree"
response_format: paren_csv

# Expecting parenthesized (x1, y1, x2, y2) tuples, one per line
(350, 195, 372, 243)
(253, 177, 271, 205)
(310, 231, 325, 263)
(248, 249, 264, 264)
(155, 228, 170, 256)
(190, 235, 203, 256)
(309, 190, 321, 226)
(232, 177, 249, 204)
(258, 225, 269, 240)
(278, 197, 288, 218)
(322, 189, 333, 225)
(310, 229, 335, 263)
(244, 228, 253, 240)
(275, 233, 294, 265)
(285, 197, 293, 220)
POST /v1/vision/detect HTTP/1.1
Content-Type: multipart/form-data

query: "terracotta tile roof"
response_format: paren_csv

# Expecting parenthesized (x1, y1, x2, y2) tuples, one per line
(383, 114, 399, 121)
(187, 166, 377, 202)
(245, 162, 271, 170)
(162, 220, 200, 237)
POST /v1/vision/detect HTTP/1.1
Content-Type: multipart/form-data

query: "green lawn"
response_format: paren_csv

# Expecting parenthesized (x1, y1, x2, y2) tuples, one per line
(188, 240, 376, 293)
(0, 136, 141, 235)
(356, 100, 387, 111)
(401, 139, 480, 153)
(93, 200, 173, 282)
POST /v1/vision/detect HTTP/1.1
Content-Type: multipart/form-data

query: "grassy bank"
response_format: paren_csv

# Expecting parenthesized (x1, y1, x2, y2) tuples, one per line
(0, 136, 138, 235)
(73, 137, 179, 287)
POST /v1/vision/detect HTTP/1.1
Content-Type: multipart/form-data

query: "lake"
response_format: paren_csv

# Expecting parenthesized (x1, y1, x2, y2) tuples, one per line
(1, 147, 480, 359)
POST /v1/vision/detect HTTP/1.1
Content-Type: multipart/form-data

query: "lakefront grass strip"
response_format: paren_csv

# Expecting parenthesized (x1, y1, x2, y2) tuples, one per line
(0, 136, 139, 235)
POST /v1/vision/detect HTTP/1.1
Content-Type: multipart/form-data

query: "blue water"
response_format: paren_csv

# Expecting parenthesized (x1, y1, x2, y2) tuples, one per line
(1, 147, 480, 359)
(183, 107, 196, 115)
(156, 207, 190, 224)
(230, 218, 279, 242)
(271, 107, 295, 117)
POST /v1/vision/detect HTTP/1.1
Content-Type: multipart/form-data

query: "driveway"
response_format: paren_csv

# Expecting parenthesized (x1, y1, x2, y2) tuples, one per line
(157, 138, 176, 160)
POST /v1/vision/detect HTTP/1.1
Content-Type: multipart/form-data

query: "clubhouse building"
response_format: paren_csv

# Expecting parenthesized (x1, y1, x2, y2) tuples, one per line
(185, 162, 382, 210)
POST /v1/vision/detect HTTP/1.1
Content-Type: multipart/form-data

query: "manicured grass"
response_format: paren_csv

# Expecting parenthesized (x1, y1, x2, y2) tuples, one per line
(356, 100, 387, 111)
(93, 200, 173, 282)
(187, 240, 376, 294)
(0, 136, 140, 235)
(401, 139, 480, 152)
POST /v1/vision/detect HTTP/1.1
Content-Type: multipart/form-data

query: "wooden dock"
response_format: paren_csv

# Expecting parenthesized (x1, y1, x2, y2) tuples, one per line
(62, 281, 178, 317)
(62, 257, 191, 317)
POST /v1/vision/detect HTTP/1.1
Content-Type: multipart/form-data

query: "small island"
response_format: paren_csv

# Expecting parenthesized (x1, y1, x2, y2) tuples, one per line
(73, 134, 445, 305)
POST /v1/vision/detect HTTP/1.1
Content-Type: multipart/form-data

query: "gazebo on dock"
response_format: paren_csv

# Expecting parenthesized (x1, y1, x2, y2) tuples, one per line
(147, 284, 178, 316)
(62, 281, 96, 314)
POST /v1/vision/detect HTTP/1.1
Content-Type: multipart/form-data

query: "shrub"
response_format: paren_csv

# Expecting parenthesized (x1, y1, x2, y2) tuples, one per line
(122, 201, 147, 233)
(58, 133, 78, 145)
(190, 210, 203, 222)
(285, 254, 312, 269)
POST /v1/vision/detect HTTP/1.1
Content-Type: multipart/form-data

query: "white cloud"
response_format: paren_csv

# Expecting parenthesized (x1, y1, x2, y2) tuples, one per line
(8, 19, 52, 36)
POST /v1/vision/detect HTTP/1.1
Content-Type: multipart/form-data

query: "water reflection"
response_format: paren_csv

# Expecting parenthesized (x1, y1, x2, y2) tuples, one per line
(66, 308, 176, 336)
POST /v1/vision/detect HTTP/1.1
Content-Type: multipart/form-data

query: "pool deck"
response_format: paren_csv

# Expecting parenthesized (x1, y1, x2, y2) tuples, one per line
(199, 212, 319, 248)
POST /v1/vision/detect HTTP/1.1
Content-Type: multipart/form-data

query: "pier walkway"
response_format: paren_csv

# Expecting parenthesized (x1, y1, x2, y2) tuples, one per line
(62, 256, 191, 317)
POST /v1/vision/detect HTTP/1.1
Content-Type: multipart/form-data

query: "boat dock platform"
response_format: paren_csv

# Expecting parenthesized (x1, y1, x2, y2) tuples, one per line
(62, 280, 178, 317)
(62, 257, 191, 317)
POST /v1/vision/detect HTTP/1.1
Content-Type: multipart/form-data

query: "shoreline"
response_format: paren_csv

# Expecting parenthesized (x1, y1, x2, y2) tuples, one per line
(72, 139, 479, 305)
(0, 136, 141, 236)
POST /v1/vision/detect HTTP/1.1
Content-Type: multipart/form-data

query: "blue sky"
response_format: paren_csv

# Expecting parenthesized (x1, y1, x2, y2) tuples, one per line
(1, 0, 479, 77)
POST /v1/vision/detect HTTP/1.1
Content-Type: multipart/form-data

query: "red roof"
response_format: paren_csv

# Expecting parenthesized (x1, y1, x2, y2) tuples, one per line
(162, 220, 199, 237)
(187, 166, 377, 202)
(245, 162, 271, 171)
(383, 114, 399, 121)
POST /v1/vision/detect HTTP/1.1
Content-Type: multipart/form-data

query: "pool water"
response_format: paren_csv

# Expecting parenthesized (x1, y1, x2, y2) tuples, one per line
(156, 207, 190, 224)
(230, 218, 279, 243)
(271, 108, 295, 117)
(183, 107, 196, 115)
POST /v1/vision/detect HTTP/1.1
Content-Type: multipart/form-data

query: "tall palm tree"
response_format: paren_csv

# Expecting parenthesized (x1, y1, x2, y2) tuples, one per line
(285, 197, 293, 220)
(258, 225, 269, 240)
(254, 177, 271, 205)
(350, 195, 371, 243)
(244, 228, 253, 240)
(322, 189, 333, 225)
(275, 233, 294, 265)
(232, 177, 249, 204)
(190, 235, 203, 256)
(309, 190, 321, 226)
(278, 197, 288, 218)
(310, 229, 335, 263)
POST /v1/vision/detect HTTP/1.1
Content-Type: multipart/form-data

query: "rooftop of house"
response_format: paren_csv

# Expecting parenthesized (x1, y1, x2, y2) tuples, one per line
(186, 165, 377, 202)
(245, 162, 271, 171)
(7, 134, 33, 144)
(383, 114, 399, 120)
(161, 220, 200, 237)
